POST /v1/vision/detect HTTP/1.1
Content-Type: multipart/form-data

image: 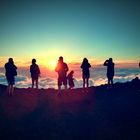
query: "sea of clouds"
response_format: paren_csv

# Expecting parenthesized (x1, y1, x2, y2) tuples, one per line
(0, 65, 140, 89)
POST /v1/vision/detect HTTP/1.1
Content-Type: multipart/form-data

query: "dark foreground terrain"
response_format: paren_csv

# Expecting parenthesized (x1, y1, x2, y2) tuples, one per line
(0, 78, 140, 140)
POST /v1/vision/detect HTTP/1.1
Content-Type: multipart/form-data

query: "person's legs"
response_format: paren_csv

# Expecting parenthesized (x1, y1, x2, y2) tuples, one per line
(83, 78, 85, 88)
(72, 80, 75, 88)
(58, 77, 62, 93)
(109, 79, 111, 85)
(36, 79, 38, 89)
(107, 78, 110, 88)
(63, 77, 67, 90)
(108, 77, 114, 88)
(110, 78, 113, 88)
(6, 78, 10, 95)
(69, 81, 74, 89)
(7, 84, 13, 96)
(7, 79, 14, 96)
(111, 78, 113, 85)
(7, 84, 10, 95)
(11, 84, 14, 95)
(32, 78, 34, 88)
(86, 78, 89, 88)
(11, 77, 15, 95)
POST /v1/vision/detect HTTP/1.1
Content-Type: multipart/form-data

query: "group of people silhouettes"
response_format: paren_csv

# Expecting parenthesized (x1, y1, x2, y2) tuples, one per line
(4, 56, 116, 95)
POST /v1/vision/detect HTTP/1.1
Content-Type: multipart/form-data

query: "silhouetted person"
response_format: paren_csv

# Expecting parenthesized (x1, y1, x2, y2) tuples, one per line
(55, 56, 69, 92)
(5, 58, 17, 95)
(67, 70, 75, 89)
(81, 58, 91, 88)
(139, 62, 140, 68)
(30, 59, 40, 89)
(104, 58, 115, 88)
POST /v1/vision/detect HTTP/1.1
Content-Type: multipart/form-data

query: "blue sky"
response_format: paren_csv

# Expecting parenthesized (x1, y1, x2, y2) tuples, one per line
(0, 0, 140, 66)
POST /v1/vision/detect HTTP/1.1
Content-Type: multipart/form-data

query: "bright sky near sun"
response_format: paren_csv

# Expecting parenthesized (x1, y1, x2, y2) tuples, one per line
(0, 0, 140, 68)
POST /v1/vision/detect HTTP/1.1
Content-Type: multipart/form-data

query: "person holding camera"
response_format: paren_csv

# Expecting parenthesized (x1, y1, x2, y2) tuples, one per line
(104, 58, 115, 88)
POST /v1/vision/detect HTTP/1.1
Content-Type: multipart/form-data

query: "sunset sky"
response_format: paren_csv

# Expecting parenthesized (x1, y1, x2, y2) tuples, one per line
(0, 0, 140, 68)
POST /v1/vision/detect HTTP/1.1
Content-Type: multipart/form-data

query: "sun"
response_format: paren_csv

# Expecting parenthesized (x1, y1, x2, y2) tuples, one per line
(48, 60, 57, 70)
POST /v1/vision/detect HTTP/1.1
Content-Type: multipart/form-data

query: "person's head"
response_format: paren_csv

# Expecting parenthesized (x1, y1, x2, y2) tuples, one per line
(32, 59, 36, 64)
(58, 56, 63, 63)
(109, 58, 113, 63)
(70, 70, 74, 75)
(83, 58, 88, 63)
(8, 58, 14, 64)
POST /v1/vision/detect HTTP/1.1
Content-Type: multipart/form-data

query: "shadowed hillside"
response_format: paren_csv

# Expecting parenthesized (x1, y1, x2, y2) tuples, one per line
(0, 78, 140, 140)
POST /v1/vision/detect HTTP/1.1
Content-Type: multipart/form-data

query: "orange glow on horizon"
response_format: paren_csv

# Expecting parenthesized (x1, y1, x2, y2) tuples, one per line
(0, 57, 139, 69)
(47, 60, 57, 70)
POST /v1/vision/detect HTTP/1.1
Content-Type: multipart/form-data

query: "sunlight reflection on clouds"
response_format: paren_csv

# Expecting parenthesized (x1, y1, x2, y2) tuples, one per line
(0, 66, 140, 89)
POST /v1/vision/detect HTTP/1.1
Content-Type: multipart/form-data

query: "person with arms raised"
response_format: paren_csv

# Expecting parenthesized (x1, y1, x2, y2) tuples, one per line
(104, 58, 115, 88)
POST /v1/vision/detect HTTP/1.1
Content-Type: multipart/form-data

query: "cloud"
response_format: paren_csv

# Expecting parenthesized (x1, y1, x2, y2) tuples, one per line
(0, 67, 140, 89)
(0, 73, 7, 85)
(39, 78, 57, 89)
(93, 78, 107, 86)
(114, 74, 140, 83)
(15, 76, 58, 89)
(15, 75, 31, 88)
(73, 79, 94, 88)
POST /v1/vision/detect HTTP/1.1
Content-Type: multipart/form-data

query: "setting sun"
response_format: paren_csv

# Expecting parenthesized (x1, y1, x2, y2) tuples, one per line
(48, 60, 57, 70)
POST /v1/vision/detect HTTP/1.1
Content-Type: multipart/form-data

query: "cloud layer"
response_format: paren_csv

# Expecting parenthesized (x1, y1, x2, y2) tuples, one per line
(0, 66, 140, 89)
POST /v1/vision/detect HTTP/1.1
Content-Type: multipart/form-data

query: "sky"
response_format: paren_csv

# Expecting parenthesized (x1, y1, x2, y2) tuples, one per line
(0, 0, 140, 68)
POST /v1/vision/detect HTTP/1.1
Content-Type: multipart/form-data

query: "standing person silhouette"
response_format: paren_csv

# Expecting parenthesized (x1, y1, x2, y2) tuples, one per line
(55, 56, 69, 92)
(104, 58, 115, 88)
(5, 58, 17, 96)
(30, 59, 40, 89)
(81, 58, 91, 88)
